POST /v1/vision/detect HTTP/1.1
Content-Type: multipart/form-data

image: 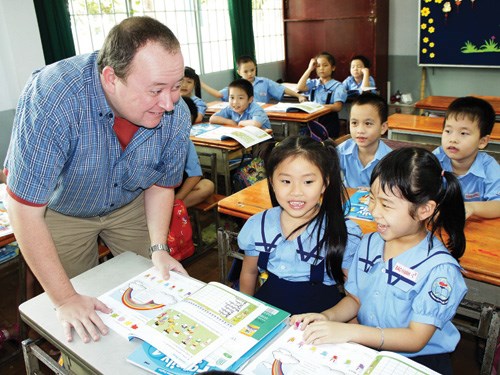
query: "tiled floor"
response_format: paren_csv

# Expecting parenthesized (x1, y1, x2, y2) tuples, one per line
(0, 240, 483, 374)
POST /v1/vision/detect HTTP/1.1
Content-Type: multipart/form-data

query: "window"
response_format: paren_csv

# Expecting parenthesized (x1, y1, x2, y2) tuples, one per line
(68, 0, 283, 73)
(253, 0, 285, 64)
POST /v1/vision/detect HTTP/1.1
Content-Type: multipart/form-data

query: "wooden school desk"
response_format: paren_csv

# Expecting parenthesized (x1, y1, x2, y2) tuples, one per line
(217, 179, 500, 374)
(388, 113, 500, 159)
(415, 95, 500, 119)
(205, 101, 332, 140)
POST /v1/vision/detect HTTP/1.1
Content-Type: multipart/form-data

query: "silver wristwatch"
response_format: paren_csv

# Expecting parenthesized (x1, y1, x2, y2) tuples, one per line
(149, 243, 171, 258)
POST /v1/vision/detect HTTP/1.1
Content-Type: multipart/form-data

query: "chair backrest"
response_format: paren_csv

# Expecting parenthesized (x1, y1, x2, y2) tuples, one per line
(307, 120, 330, 142)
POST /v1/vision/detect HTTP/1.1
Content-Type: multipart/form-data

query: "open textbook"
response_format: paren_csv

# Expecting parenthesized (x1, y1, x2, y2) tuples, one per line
(190, 123, 272, 148)
(264, 101, 324, 114)
(98, 267, 289, 372)
(240, 325, 439, 375)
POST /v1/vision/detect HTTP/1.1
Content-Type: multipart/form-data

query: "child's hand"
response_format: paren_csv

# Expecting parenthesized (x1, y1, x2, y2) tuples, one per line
(361, 67, 370, 77)
(289, 313, 327, 330)
(302, 321, 351, 345)
(308, 58, 317, 71)
(298, 95, 308, 103)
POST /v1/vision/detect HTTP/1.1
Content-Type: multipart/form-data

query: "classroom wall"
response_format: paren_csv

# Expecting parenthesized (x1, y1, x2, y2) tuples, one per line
(1, 0, 499, 162)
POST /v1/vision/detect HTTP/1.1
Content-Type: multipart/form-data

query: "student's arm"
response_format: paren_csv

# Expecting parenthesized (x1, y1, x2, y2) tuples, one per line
(209, 114, 238, 126)
(239, 119, 262, 128)
(283, 86, 308, 103)
(195, 113, 204, 123)
(239, 255, 260, 295)
(175, 176, 202, 202)
(201, 81, 223, 99)
(465, 200, 500, 219)
(324, 101, 343, 113)
(297, 58, 316, 92)
(144, 185, 187, 278)
(6, 195, 112, 343)
(361, 68, 371, 91)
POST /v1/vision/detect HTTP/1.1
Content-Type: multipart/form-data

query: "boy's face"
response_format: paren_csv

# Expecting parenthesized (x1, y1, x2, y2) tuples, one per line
(237, 61, 257, 83)
(441, 113, 489, 166)
(349, 103, 388, 150)
(229, 87, 253, 115)
(350, 59, 365, 80)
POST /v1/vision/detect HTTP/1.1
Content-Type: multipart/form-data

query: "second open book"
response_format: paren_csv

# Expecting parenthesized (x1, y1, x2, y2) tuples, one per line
(190, 123, 272, 148)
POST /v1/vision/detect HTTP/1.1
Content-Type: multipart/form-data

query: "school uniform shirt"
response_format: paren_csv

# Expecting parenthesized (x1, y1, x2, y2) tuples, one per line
(433, 147, 500, 201)
(191, 95, 207, 117)
(303, 78, 347, 105)
(346, 232, 467, 357)
(342, 75, 377, 98)
(214, 102, 271, 129)
(184, 140, 203, 178)
(238, 206, 362, 285)
(337, 139, 392, 188)
(219, 76, 285, 103)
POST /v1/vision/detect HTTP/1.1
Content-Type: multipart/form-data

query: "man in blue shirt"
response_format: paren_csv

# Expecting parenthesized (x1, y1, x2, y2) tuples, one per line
(4, 17, 189, 344)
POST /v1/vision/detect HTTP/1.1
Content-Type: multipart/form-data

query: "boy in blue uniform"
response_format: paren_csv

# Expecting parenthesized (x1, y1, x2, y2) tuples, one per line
(297, 51, 347, 138)
(202, 55, 307, 103)
(337, 93, 391, 188)
(342, 55, 377, 99)
(433, 96, 500, 219)
(209, 79, 271, 129)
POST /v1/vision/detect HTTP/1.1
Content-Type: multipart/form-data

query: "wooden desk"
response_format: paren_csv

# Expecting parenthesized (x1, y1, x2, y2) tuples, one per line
(388, 113, 500, 158)
(205, 101, 332, 140)
(415, 95, 500, 119)
(190, 136, 244, 195)
(217, 179, 500, 373)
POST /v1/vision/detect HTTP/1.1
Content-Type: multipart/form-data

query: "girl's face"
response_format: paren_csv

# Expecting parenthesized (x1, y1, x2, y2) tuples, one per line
(315, 56, 334, 81)
(368, 178, 428, 251)
(180, 77, 196, 96)
(271, 155, 326, 224)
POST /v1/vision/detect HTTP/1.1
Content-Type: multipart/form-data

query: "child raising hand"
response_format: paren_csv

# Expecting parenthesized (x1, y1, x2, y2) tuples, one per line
(291, 147, 467, 375)
(238, 136, 362, 315)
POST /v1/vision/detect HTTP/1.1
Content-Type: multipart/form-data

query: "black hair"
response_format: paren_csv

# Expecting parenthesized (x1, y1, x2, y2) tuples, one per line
(350, 92, 388, 123)
(315, 51, 336, 66)
(237, 55, 257, 67)
(445, 96, 495, 138)
(182, 96, 198, 125)
(351, 55, 371, 68)
(184, 66, 202, 99)
(265, 135, 351, 284)
(370, 147, 466, 259)
(228, 78, 254, 99)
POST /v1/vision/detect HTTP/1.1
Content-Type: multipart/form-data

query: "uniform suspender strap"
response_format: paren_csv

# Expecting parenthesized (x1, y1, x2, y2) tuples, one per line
(311, 88, 315, 102)
(326, 91, 333, 104)
(309, 260, 325, 283)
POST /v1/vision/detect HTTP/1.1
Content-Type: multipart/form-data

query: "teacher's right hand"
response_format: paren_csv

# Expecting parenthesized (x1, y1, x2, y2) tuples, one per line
(55, 293, 112, 343)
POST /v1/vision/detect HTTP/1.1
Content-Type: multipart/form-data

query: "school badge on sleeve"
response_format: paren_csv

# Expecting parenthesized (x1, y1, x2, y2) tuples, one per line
(429, 277, 452, 305)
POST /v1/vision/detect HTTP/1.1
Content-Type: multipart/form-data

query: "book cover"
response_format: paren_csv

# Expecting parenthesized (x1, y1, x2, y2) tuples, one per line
(190, 123, 272, 148)
(345, 190, 374, 221)
(264, 102, 324, 114)
(240, 325, 439, 375)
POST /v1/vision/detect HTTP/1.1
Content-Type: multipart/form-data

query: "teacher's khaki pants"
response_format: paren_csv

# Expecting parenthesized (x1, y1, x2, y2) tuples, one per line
(45, 193, 150, 279)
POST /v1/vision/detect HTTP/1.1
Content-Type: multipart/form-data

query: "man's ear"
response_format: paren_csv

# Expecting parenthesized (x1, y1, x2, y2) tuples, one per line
(101, 66, 117, 93)
(417, 200, 437, 221)
(478, 134, 490, 150)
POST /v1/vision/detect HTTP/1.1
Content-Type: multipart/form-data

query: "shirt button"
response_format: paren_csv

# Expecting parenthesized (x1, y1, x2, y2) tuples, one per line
(113, 183, 118, 187)
(99, 112, 103, 117)
(108, 113, 113, 118)
(374, 291, 380, 296)
(110, 203, 114, 207)
(280, 265, 286, 270)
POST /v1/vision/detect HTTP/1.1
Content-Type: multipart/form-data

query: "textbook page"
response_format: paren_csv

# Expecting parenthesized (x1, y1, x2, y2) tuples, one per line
(190, 123, 272, 148)
(264, 101, 324, 114)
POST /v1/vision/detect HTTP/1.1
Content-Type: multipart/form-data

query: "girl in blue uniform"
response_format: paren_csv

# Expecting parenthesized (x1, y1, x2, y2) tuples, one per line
(180, 66, 207, 123)
(297, 52, 347, 138)
(238, 136, 362, 315)
(291, 147, 467, 375)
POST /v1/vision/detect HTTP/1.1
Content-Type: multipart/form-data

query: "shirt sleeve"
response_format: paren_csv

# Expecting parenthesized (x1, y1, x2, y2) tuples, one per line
(341, 219, 363, 270)
(220, 87, 229, 102)
(184, 141, 202, 177)
(266, 79, 286, 101)
(250, 105, 271, 129)
(237, 213, 262, 256)
(482, 157, 500, 201)
(410, 263, 467, 329)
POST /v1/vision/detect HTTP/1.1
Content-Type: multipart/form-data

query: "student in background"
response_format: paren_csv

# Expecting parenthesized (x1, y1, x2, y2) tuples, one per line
(180, 67, 206, 123)
(296, 52, 347, 138)
(291, 147, 467, 375)
(201, 55, 307, 103)
(337, 92, 391, 188)
(433, 96, 500, 219)
(342, 55, 377, 99)
(209, 79, 271, 129)
(177, 97, 215, 208)
(238, 136, 362, 315)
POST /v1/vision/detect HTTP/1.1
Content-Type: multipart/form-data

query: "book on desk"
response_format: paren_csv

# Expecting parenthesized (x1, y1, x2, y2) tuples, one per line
(97, 266, 289, 373)
(190, 123, 272, 148)
(264, 101, 324, 114)
(345, 189, 374, 222)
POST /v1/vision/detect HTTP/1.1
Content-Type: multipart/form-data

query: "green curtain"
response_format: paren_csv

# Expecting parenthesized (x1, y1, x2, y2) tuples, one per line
(33, 0, 76, 64)
(228, 0, 256, 80)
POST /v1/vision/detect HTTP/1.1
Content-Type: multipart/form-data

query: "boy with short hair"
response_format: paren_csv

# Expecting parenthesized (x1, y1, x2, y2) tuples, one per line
(202, 55, 307, 103)
(433, 96, 500, 219)
(342, 55, 377, 99)
(209, 79, 271, 129)
(337, 92, 391, 188)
